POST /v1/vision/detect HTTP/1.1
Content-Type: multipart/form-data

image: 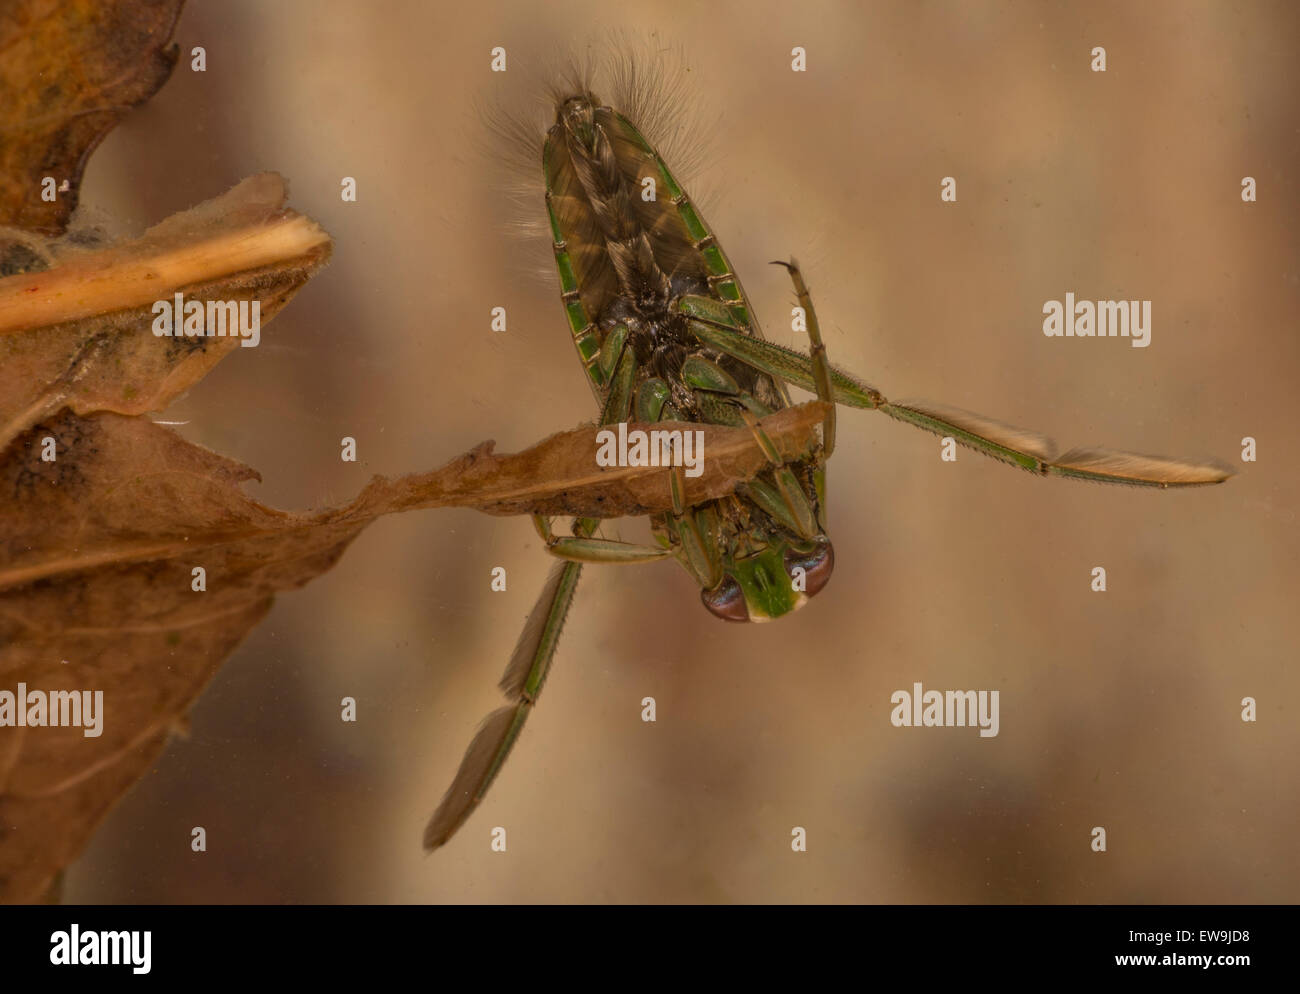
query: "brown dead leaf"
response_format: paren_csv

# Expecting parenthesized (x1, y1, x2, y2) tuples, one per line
(0, 403, 827, 901)
(0, 0, 184, 235)
(349, 403, 831, 521)
(0, 173, 332, 448)
(2, 404, 830, 588)
(0, 0, 828, 905)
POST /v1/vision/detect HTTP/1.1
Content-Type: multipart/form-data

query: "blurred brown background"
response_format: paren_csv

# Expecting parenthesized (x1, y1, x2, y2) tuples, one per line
(62, 0, 1298, 902)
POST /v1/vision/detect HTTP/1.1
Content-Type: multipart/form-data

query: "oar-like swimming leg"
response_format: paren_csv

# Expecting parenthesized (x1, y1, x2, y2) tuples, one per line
(676, 292, 886, 412)
(425, 511, 673, 850)
(677, 284, 1231, 489)
(423, 547, 586, 850)
(424, 323, 679, 850)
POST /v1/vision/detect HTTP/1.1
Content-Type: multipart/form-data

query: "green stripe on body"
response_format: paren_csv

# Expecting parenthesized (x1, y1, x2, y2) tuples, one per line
(613, 112, 760, 336)
(544, 137, 609, 395)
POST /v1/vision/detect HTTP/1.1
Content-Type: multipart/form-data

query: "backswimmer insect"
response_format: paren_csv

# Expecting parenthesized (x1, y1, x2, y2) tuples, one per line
(422, 49, 1231, 850)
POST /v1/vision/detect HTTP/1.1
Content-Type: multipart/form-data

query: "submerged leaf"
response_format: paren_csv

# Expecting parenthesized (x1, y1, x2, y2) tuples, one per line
(348, 402, 832, 520)
(0, 173, 332, 448)
(0, 0, 184, 235)
(0, 401, 825, 900)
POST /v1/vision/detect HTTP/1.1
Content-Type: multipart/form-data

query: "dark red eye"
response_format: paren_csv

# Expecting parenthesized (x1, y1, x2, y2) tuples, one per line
(701, 576, 749, 622)
(784, 541, 834, 598)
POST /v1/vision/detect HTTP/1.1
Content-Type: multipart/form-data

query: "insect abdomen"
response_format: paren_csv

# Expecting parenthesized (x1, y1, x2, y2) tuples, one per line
(555, 97, 670, 307)
(543, 85, 785, 415)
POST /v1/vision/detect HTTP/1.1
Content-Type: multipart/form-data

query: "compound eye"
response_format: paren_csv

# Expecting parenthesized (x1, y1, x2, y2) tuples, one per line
(784, 541, 834, 598)
(701, 576, 749, 622)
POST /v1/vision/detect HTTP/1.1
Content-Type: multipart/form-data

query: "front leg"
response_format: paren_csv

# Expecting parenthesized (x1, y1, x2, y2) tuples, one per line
(771, 259, 836, 456)
(532, 514, 672, 564)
